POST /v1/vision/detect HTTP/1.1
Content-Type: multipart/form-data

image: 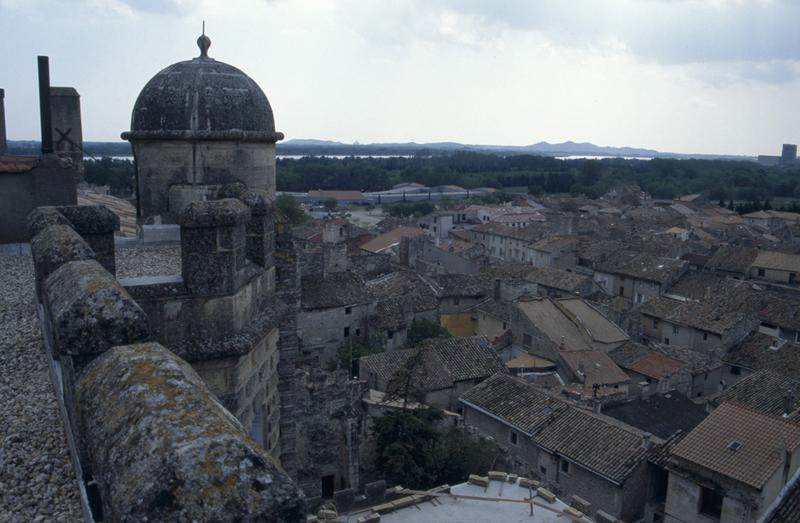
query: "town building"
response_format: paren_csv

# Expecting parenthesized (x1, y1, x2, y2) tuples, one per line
(359, 336, 504, 412)
(592, 251, 688, 304)
(665, 402, 800, 523)
(461, 373, 657, 521)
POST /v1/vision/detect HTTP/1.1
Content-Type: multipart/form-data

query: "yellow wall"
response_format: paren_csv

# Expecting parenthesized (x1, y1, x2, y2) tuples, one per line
(440, 313, 475, 337)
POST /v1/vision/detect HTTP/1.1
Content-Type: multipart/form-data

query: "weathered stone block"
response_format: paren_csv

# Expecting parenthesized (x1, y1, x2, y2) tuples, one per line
(43, 259, 149, 358)
(216, 182, 248, 200)
(519, 477, 540, 489)
(56, 204, 119, 235)
(570, 494, 592, 515)
(364, 480, 387, 504)
(334, 488, 355, 513)
(180, 227, 216, 254)
(536, 487, 556, 504)
(179, 200, 250, 295)
(468, 474, 489, 487)
(595, 509, 619, 523)
(53, 205, 119, 273)
(31, 224, 95, 282)
(75, 342, 305, 522)
(27, 206, 70, 238)
(179, 198, 250, 229)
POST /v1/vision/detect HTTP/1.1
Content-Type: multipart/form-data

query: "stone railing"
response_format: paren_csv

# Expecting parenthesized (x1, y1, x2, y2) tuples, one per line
(28, 205, 305, 522)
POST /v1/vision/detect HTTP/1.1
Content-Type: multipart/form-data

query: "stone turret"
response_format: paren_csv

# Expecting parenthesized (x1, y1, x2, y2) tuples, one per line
(122, 32, 283, 226)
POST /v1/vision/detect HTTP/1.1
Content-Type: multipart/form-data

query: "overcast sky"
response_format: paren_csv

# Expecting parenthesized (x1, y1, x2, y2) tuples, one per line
(1, 0, 798, 155)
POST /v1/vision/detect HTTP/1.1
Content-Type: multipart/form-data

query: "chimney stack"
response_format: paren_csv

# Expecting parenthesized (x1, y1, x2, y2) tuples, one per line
(784, 393, 795, 417)
(0, 88, 6, 155)
(37, 56, 54, 154)
(642, 432, 653, 449)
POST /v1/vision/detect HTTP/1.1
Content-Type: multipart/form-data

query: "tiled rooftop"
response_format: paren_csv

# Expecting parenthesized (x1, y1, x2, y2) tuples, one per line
(461, 373, 655, 484)
(672, 402, 800, 490)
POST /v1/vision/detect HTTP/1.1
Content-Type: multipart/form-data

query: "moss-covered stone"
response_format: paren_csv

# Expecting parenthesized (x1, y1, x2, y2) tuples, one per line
(179, 199, 250, 229)
(44, 259, 149, 357)
(30, 224, 95, 282)
(75, 343, 305, 522)
(27, 207, 70, 238)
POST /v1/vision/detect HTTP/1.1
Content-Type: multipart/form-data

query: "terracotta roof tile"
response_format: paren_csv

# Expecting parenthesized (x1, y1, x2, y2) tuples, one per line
(627, 352, 687, 380)
(360, 226, 425, 253)
(671, 402, 800, 489)
(0, 155, 39, 174)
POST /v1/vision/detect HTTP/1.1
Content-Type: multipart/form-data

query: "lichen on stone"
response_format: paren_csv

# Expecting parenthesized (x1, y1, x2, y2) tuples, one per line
(75, 343, 306, 522)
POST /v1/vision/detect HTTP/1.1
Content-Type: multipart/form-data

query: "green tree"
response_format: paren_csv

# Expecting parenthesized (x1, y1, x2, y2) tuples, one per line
(372, 408, 443, 489)
(407, 320, 450, 346)
(338, 336, 384, 378)
(371, 407, 506, 490)
(323, 198, 338, 212)
(275, 193, 309, 225)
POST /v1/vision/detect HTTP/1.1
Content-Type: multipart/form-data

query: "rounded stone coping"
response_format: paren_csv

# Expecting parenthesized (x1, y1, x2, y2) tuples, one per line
(44, 259, 149, 357)
(31, 224, 96, 280)
(121, 129, 284, 143)
(75, 342, 305, 522)
(179, 198, 251, 228)
(28, 207, 71, 238)
(217, 184, 273, 216)
(56, 204, 120, 234)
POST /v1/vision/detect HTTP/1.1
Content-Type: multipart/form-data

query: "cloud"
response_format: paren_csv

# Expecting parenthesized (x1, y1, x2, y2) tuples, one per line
(435, 0, 800, 70)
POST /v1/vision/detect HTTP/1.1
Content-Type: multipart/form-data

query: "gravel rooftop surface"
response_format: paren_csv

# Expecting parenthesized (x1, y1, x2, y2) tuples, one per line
(0, 255, 83, 522)
(116, 244, 182, 278)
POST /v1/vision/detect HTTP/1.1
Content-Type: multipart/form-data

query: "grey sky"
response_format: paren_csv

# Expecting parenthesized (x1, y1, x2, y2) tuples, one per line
(1, 0, 797, 155)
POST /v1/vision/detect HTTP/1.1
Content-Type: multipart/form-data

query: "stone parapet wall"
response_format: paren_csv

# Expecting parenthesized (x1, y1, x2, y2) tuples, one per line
(28, 205, 305, 522)
(76, 342, 304, 522)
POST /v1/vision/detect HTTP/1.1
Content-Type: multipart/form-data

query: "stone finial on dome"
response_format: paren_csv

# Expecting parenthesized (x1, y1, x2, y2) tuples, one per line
(197, 22, 211, 58)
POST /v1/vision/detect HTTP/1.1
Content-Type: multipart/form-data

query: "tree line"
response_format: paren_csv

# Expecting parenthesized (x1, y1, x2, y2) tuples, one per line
(80, 152, 800, 206)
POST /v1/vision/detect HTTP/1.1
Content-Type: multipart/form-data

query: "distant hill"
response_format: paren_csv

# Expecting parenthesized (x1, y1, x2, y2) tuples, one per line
(7, 139, 752, 161)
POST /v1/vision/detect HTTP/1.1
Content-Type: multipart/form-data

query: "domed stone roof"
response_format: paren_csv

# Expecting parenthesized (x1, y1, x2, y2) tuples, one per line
(122, 34, 282, 143)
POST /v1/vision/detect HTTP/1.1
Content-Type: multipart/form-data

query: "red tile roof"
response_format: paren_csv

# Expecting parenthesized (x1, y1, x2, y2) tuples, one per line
(0, 155, 38, 174)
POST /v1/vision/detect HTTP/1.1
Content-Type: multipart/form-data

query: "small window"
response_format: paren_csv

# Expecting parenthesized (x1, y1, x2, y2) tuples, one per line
(673, 325, 679, 335)
(453, 298, 460, 306)
(523, 333, 533, 348)
(652, 319, 659, 329)
(355, 328, 361, 337)
(339, 227, 344, 237)
(758, 268, 766, 277)
(539, 466, 548, 477)
(387, 330, 394, 340)
(509, 431, 518, 445)
(344, 327, 350, 338)
(345, 306, 352, 315)
(699, 486, 723, 519)
(731, 366, 741, 376)
(502, 322, 508, 330)
(703, 332, 708, 341)
(560, 460, 570, 474)
(664, 337, 670, 345)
